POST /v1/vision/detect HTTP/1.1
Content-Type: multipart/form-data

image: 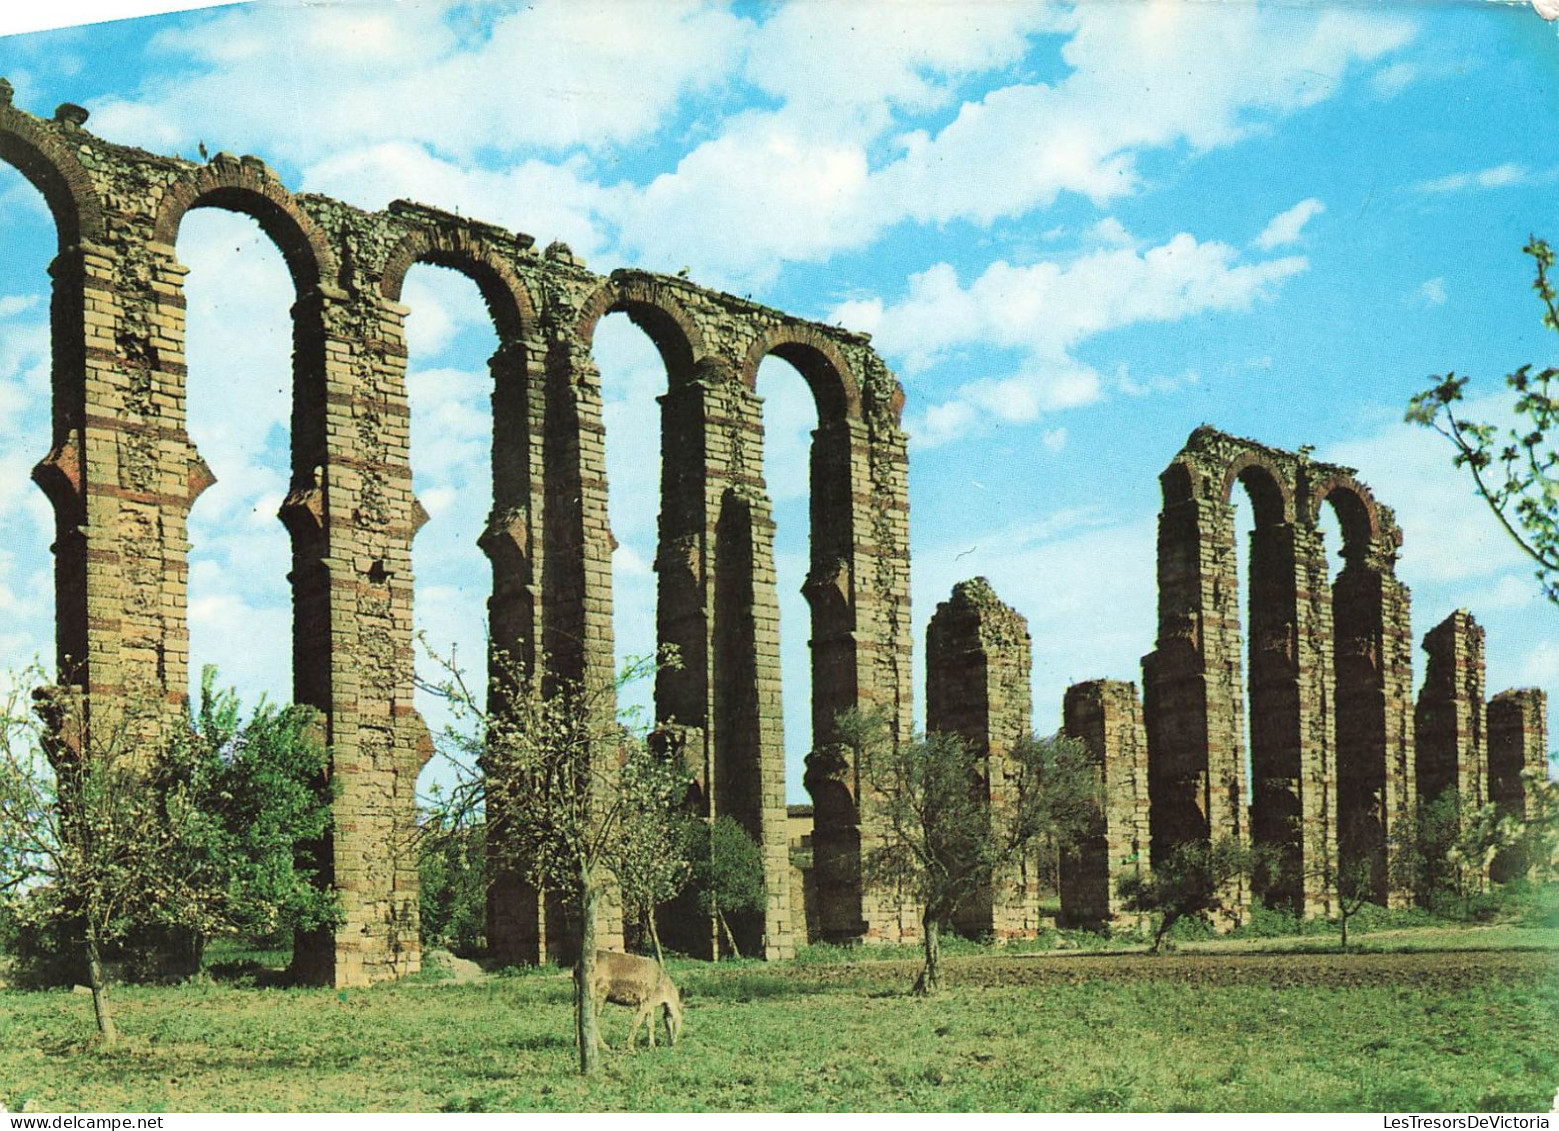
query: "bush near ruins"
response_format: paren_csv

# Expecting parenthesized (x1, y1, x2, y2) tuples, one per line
(1117, 837, 1259, 953)
(418, 813, 487, 955)
(688, 815, 766, 959)
(843, 709, 1099, 994)
(0, 667, 336, 1043)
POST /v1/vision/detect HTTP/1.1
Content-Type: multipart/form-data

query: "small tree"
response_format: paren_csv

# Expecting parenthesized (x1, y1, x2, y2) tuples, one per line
(610, 740, 699, 966)
(1332, 853, 1375, 951)
(0, 678, 217, 1044)
(163, 667, 338, 966)
(844, 710, 1099, 995)
(1514, 768, 1559, 884)
(1408, 236, 1558, 606)
(417, 808, 487, 953)
(690, 815, 767, 959)
(422, 645, 694, 1075)
(0, 669, 338, 1043)
(1117, 838, 1254, 953)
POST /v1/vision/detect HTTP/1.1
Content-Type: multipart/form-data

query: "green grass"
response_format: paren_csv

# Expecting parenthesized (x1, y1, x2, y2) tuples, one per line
(1, 940, 1555, 1112)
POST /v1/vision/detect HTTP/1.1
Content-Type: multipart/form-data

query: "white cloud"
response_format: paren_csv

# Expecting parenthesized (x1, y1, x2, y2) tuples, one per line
(839, 226, 1308, 446)
(1042, 427, 1069, 453)
(1254, 197, 1325, 250)
(63, 3, 1415, 289)
(1372, 60, 1418, 98)
(1519, 640, 1559, 688)
(0, 295, 39, 319)
(91, 1, 749, 164)
(745, 2, 1070, 136)
(1415, 163, 1530, 194)
(1414, 277, 1448, 307)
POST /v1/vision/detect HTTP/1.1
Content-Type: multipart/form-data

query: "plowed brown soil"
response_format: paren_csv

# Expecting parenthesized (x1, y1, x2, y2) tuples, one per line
(784, 948, 1555, 990)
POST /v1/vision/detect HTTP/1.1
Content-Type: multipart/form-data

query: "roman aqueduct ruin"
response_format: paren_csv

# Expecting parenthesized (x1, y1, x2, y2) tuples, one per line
(1, 85, 1547, 985)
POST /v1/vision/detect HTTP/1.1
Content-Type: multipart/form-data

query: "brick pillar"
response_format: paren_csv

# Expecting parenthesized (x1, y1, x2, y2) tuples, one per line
(926, 578, 1038, 939)
(1415, 609, 1488, 812)
(285, 272, 430, 986)
(720, 380, 794, 960)
(1330, 515, 1415, 906)
(481, 329, 550, 965)
(1488, 688, 1548, 881)
(1246, 519, 1335, 917)
(36, 216, 196, 741)
(522, 315, 623, 963)
(0, 101, 181, 750)
(803, 355, 913, 944)
(1061, 680, 1151, 928)
(1141, 462, 1248, 912)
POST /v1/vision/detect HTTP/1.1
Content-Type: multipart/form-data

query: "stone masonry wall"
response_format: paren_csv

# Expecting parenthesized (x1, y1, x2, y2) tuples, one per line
(1488, 688, 1548, 818)
(1141, 427, 1415, 921)
(1487, 687, 1546, 882)
(1060, 680, 1150, 928)
(926, 578, 1039, 939)
(0, 83, 910, 982)
(1415, 610, 1488, 813)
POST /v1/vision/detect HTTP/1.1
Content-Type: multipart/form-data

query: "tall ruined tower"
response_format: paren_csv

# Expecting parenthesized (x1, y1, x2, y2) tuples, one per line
(926, 578, 1041, 938)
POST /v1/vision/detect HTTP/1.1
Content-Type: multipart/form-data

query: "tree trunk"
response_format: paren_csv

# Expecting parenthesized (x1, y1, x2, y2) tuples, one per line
(648, 907, 665, 968)
(913, 912, 941, 996)
(1339, 907, 1349, 951)
(574, 864, 601, 1075)
(717, 907, 742, 960)
(85, 925, 117, 1046)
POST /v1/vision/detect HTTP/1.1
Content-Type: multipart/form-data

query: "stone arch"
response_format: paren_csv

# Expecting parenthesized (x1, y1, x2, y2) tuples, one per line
(152, 159, 337, 293)
(378, 225, 535, 342)
(0, 94, 104, 249)
(741, 327, 863, 425)
(151, 164, 342, 727)
(1221, 453, 1293, 527)
(575, 276, 704, 390)
(1311, 478, 1380, 565)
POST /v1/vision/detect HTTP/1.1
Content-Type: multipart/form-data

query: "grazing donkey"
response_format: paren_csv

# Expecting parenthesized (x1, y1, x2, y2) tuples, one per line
(590, 950, 684, 1051)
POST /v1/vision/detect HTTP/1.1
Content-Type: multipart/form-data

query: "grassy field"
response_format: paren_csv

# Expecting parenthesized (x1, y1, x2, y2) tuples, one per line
(1, 932, 1555, 1113)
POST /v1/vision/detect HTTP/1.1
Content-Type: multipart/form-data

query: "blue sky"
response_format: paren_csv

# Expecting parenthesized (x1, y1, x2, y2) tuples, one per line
(0, 0, 1555, 803)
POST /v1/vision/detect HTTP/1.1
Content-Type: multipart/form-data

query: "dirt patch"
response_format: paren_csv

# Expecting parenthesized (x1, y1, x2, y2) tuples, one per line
(422, 949, 487, 984)
(781, 949, 1558, 992)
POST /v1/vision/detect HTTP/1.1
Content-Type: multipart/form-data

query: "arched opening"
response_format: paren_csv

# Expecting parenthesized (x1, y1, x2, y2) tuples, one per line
(399, 262, 498, 783)
(0, 162, 61, 687)
(177, 208, 294, 708)
(595, 312, 664, 728)
(1323, 485, 1389, 904)
(1231, 462, 1303, 916)
(1231, 484, 1257, 808)
(379, 232, 540, 966)
(755, 354, 819, 803)
(748, 334, 860, 947)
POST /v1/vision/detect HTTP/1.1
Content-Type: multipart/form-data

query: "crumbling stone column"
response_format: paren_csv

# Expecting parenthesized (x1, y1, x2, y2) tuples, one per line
(1488, 687, 1548, 881)
(926, 578, 1040, 939)
(1324, 493, 1414, 907)
(1140, 449, 1249, 915)
(1245, 512, 1335, 918)
(1415, 609, 1487, 813)
(1061, 680, 1151, 929)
